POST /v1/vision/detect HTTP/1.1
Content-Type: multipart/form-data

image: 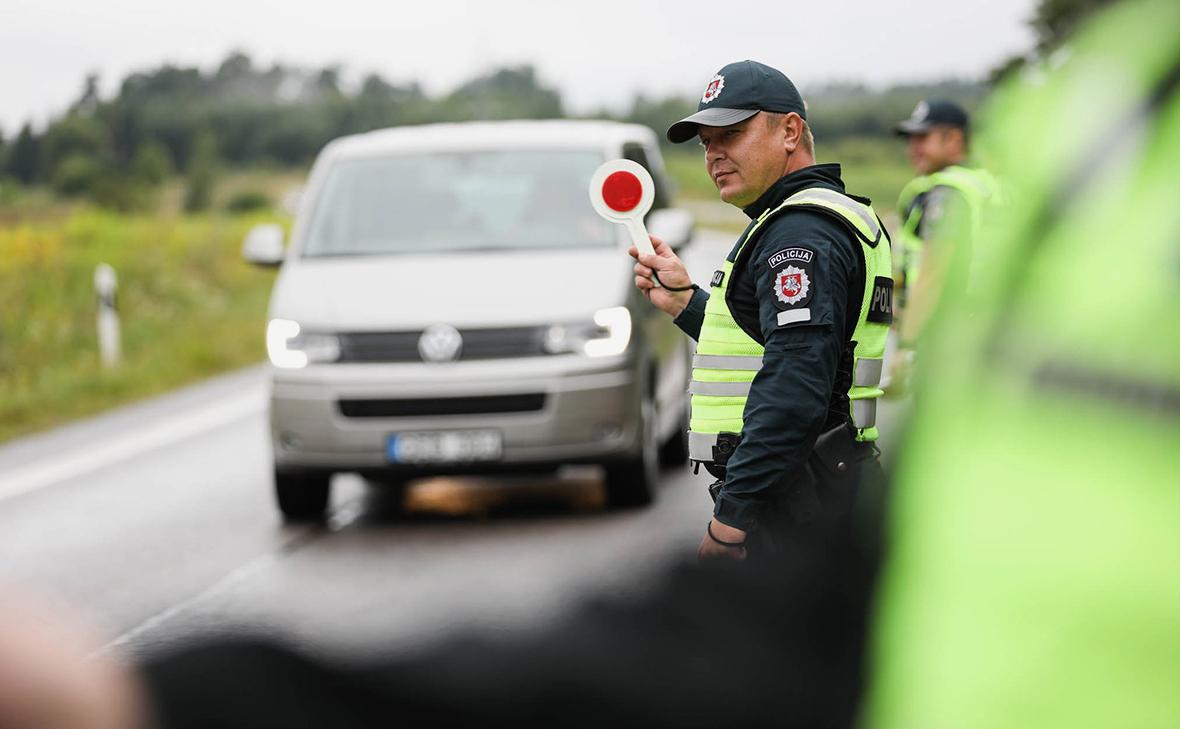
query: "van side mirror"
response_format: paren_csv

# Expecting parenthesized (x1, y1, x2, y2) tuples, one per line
(242, 223, 285, 267)
(646, 208, 695, 251)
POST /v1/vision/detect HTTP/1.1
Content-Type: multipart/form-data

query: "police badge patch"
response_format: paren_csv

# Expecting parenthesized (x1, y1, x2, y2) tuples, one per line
(775, 266, 810, 305)
(766, 247, 816, 309)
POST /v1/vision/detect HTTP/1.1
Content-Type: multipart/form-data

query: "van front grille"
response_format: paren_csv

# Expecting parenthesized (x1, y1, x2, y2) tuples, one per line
(338, 394, 546, 418)
(337, 327, 548, 363)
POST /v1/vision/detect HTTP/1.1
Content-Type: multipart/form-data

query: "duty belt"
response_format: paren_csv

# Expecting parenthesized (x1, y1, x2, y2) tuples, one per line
(687, 356, 883, 463)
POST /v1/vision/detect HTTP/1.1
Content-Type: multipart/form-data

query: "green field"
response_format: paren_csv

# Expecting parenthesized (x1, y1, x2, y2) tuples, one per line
(0, 205, 278, 442)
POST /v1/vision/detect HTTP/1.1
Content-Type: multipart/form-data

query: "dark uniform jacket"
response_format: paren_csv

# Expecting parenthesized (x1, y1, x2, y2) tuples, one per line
(673, 164, 866, 532)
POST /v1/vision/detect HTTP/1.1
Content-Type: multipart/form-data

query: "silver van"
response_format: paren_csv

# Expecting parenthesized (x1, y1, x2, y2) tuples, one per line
(244, 121, 695, 520)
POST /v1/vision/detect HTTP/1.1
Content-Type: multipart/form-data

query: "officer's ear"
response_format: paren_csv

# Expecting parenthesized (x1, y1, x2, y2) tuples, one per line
(949, 126, 969, 154)
(934, 125, 965, 152)
(782, 112, 804, 154)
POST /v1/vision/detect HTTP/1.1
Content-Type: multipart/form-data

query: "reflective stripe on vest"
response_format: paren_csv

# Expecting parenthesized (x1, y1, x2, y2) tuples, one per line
(689, 380, 753, 397)
(852, 398, 877, 429)
(781, 187, 883, 245)
(855, 357, 884, 388)
(688, 356, 883, 394)
(688, 431, 725, 461)
(692, 354, 763, 370)
(687, 186, 892, 463)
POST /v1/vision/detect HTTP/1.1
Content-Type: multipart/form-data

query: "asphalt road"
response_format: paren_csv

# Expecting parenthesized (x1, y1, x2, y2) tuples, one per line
(0, 229, 909, 663)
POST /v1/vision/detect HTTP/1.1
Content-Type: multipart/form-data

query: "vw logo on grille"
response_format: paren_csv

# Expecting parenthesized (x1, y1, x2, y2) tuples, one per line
(418, 324, 463, 363)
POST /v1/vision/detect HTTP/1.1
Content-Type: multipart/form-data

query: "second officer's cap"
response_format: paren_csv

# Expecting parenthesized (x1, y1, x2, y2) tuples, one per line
(894, 99, 970, 136)
(666, 60, 807, 144)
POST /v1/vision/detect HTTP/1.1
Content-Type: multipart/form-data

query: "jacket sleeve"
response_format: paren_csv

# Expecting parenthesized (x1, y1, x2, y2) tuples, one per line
(713, 218, 858, 532)
(672, 286, 709, 341)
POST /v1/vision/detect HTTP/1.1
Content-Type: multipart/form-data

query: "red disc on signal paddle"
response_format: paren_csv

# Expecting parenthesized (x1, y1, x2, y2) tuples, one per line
(602, 171, 643, 212)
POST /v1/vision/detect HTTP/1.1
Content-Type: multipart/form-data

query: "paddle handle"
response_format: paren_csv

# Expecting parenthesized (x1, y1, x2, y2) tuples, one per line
(624, 217, 660, 289)
(625, 217, 655, 257)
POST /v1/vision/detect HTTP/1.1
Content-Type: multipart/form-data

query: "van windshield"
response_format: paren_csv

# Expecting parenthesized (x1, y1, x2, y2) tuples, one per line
(302, 149, 616, 257)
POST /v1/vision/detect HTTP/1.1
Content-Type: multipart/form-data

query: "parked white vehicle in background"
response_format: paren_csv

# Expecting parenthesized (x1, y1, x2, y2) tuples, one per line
(244, 120, 695, 521)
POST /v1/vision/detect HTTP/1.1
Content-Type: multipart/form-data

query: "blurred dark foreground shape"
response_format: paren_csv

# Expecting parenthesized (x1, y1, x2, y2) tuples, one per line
(141, 505, 880, 729)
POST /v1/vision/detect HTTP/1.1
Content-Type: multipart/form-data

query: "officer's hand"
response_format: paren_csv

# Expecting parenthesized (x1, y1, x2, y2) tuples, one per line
(0, 593, 147, 729)
(630, 236, 694, 318)
(697, 518, 747, 561)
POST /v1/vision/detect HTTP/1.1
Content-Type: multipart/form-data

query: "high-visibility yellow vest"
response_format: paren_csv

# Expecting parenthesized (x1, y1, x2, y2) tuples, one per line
(896, 164, 999, 300)
(868, 0, 1180, 726)
(687, 187, 893, 464)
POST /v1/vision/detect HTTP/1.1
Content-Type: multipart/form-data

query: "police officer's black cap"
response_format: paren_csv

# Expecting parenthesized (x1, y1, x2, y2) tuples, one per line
(894, 98, 970, 136)
(666, 60, 807, 144)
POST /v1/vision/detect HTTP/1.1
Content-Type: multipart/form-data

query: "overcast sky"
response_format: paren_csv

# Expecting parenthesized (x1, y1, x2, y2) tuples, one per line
(1, 0, 1038, 135)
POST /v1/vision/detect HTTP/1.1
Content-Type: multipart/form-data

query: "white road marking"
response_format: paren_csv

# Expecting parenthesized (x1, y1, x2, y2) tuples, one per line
(93, 545, 291, 658)
(94, 495, 369, 658)
(0, 393, 266, 503)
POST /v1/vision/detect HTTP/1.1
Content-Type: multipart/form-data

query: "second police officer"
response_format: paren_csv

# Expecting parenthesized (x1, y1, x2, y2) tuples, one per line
(892, 99, 1000, 356)
(631, 60, 893, 560)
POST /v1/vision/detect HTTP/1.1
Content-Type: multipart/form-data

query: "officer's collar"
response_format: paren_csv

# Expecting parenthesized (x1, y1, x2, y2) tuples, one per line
(742, 163, 846, 220)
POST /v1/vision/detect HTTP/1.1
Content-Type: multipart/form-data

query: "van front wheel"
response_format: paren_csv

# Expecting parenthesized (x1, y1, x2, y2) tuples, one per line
(603, 397, 658, 508)
(274, 469, 331, 521)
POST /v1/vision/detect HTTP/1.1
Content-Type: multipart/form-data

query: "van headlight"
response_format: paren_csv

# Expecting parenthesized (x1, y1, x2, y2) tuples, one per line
(267, 319, 341, 368)
(544, 306, 632, 358)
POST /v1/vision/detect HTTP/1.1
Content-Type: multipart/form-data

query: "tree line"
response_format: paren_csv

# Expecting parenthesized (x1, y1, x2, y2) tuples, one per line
(0, 55, 575, 211)
(0, 52, 989, 213)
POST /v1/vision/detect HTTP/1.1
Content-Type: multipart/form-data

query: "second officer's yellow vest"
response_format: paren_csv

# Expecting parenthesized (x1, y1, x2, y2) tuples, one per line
(687, 187, 893, 464)
(896, 164, 999, 297)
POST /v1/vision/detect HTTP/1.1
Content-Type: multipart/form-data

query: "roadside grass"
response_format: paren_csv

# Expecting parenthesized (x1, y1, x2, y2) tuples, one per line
(0, 206, 280, 442)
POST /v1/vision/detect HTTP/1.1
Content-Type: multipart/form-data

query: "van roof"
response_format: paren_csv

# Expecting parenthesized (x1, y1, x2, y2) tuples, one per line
(322, 119, 659, 160)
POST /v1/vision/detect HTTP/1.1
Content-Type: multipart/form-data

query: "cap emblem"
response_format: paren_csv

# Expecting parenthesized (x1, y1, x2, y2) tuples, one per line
(701, 74, 725, 104)
(911, 100, 930, 122)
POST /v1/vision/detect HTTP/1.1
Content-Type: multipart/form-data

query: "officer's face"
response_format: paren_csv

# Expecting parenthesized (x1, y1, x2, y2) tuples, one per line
(698, 114, 792, 207)
(907, 127, 965, 175)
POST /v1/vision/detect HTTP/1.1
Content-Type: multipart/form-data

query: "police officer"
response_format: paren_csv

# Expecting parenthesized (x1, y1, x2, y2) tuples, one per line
(892, 99, 999, 351)
(867, 0, 1180, 725)
(631, 60, 893, 560)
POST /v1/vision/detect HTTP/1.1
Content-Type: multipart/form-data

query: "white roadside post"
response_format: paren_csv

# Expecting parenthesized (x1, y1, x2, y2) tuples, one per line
(589, 159, 659, 281)
(94, 263, 121, 367)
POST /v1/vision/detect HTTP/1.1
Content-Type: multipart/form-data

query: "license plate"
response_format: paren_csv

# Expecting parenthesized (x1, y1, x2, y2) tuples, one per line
(387, 430, 502, 464)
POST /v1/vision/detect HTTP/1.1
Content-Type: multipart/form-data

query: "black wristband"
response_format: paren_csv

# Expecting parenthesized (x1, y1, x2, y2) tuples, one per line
(652, 271, 698, 293)
(706, 520, 746, 548)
